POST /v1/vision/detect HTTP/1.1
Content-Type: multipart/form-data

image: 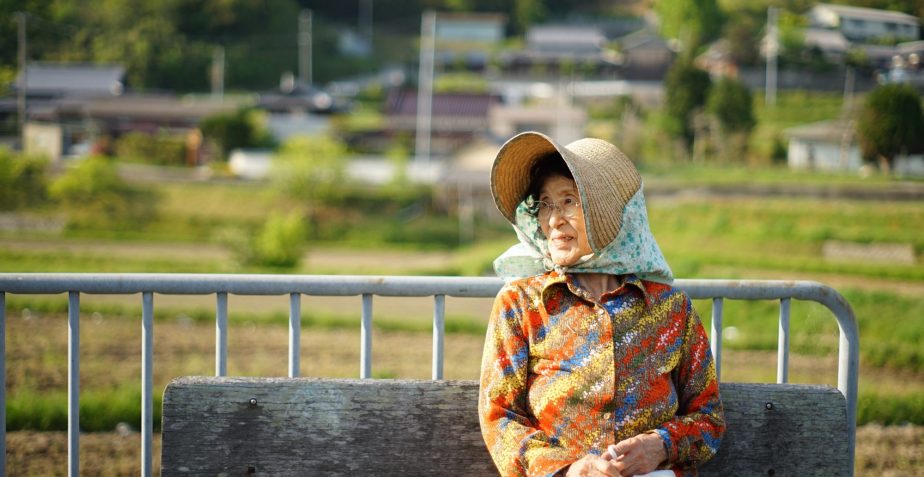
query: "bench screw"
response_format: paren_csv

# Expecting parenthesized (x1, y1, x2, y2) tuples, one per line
(248, 398, 258, 407)
(765, 402, 773, 410)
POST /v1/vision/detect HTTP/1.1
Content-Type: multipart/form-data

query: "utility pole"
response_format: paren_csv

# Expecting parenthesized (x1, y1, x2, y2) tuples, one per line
(415, 10, 436, 165)
(299, 9, 313, 85)
(211, 46, 225, 100)
(359, 0, 373, 46)
(765, 7, 779, 107)
(15, 12, 28, 150)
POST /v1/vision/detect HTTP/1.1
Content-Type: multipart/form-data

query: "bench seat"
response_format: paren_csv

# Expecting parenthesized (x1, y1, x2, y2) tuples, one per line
(161, 377, 850, 476)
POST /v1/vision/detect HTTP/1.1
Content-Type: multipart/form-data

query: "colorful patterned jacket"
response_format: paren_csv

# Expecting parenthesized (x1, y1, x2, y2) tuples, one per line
(478, 271, 725, 477)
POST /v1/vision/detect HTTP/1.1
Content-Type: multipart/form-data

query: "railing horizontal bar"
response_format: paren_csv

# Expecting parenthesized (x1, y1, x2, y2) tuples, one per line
(0, 274, 504, 297)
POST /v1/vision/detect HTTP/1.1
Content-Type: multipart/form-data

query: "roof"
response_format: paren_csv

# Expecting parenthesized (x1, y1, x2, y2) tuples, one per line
(384, 89, 497, 118)
(618, 28, 671, 51)
(804, 28, 850, 52)
(527, 25, 605, 52)
(16, 62, 125, 97)
(813, 3, 919, 24)
(785, 120, 854, 143)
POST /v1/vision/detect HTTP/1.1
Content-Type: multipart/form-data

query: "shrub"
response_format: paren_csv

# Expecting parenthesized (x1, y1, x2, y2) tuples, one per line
(270, 135, 349, 204)
(49, 156, 158, 230)
(223, 211, 307, 269)
(199, 107, 275, 160)
(0, 148, 48, 210)
(114, 131, 187, 166)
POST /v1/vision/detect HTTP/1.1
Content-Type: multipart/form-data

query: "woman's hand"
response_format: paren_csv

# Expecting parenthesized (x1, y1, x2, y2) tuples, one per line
(564, 453, 621, 477)
(607, 433, 667, 476)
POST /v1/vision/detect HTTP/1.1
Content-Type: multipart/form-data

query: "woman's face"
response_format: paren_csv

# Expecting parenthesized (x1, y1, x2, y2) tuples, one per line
(537, 175, 593, 267)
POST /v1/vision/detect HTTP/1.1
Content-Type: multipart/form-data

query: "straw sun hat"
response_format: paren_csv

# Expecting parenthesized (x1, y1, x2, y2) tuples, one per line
(490, 131, 641, 252)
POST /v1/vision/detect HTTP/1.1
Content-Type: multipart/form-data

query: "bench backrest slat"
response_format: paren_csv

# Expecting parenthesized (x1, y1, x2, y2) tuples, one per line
(161, 377, 849, 476)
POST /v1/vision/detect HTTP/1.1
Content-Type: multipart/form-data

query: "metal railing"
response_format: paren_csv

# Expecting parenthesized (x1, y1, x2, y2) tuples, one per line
(0, 274, 860, 477)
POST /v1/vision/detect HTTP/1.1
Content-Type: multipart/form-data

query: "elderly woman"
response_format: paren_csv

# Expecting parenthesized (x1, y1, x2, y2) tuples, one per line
(479, 132, 725, 477)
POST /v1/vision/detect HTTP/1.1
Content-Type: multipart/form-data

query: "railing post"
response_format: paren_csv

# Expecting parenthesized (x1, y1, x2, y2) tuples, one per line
(0, 292, 6, 477)
(777, 298, 791, 384)
(67, 291, 80, 477)
(289, 293, 301, 378)
(216, 292, 228, 376)
(710, 298, 723, 382)
(432, 294, 445, 380)
(141, 292, 154, 477)
(360, 294, 372, 379)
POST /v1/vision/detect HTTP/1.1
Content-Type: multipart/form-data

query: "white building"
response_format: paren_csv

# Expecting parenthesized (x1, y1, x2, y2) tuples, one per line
(808, 4, 919, 43)
(786, 120, 924, 176)
(785, 120, 862, 172)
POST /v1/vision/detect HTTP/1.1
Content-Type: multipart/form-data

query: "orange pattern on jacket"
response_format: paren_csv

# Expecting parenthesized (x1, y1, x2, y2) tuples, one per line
(478, 271, 725, 477)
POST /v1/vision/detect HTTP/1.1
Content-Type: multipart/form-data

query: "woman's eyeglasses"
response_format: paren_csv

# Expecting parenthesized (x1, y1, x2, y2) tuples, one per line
(527, 196, 582, 220)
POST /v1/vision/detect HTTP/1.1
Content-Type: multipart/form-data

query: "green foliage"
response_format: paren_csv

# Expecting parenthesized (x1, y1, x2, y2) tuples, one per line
(655, 0, 724, 52)
(513, 0, 549, 34)
(250, 211, 308, 268)
(270, 135, 349, 203)
(49, 156, 158, 230)
(434, 73, 490, 93)
(707, 77, 755, 134)
(857, 84, 924, 171)
(8, 386, 162, 432)
(0, 148, 48, 210)
(199, 108, 275, 161)
(220, 211, 308, 269)
(663, 60, 712, 146)
(113, 131, 187, 166)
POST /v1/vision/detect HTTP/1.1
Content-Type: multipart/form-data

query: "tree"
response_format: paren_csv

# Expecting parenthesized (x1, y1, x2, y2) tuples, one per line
(655, 0, 724, 53)
(663, 60, 712, 147)
(706, 77, 755, 162)
(706, 77, 755, 134)
(857, 84, 924, 173)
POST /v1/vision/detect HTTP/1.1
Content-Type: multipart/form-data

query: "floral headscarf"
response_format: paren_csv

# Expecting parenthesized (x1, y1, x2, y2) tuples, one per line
(493, 183, 673, 284)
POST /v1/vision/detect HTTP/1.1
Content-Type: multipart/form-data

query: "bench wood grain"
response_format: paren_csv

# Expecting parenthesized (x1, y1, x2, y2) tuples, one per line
(161, 377, 849, 476)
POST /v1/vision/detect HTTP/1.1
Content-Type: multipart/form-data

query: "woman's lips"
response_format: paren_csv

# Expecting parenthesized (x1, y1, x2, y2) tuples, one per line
(550, 235, 573, 247)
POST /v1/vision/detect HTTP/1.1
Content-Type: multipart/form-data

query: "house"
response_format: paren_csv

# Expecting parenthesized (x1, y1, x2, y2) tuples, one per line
(488, 97, 587, 146)
(618, 28, 675, 80)
(785, 120, 862, 172)
(1, 62, 127, 147)
(434, 13, 507, 71)
(24, 94, 242, 161)
(383, 89, 499, 157)
(785, 119, 924, 176)
(808, 3, 919, 44)
(500, 25, 620, 77)
(803, 28, 851, 62)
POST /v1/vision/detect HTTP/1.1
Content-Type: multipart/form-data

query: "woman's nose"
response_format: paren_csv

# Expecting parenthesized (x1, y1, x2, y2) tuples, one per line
(546, 209, 567, 228)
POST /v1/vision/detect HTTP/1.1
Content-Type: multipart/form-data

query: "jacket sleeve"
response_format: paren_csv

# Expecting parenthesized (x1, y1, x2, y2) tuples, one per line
(654, 295, 726, 469)
(478, 285, 575, 477)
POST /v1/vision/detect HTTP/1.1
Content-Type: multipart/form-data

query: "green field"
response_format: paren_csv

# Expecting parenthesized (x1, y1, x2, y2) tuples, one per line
(3, 164, 924, 428)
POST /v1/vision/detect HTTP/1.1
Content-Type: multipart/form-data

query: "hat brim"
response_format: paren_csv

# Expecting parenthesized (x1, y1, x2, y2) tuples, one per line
(490, 132, 642, 252)
(490, 131, 571, 224)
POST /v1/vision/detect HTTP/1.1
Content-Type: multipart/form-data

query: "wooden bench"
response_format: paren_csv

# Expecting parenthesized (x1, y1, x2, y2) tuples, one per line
(161, 377, 850, 476)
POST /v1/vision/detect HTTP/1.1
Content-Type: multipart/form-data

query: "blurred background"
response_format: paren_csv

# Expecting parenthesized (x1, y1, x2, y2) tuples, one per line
(1, 0, 923, 474)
